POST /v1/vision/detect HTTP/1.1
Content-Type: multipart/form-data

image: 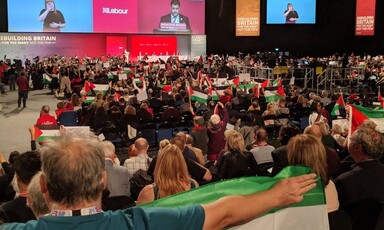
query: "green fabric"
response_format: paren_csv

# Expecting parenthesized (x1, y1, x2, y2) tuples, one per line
(141, 166, 325, 214)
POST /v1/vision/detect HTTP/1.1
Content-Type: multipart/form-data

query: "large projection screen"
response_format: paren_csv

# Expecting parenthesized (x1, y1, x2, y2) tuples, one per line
(7, 0, 205, 34)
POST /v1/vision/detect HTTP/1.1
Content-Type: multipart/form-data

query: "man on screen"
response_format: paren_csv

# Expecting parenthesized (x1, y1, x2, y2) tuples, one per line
(38, 0, 66, 32)
(283, 3, 299, 24)
(159, 0, 191, 31)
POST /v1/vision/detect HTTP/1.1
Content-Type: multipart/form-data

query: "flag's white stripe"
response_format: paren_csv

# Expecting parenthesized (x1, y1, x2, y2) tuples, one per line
(40, 130, 60, 137)
(192, 91, 208, 100)
(93, 84, 109, 91)
(229, 205, 329, 230)
(369, 118, 384, 133)
(264, 90, 277, 97)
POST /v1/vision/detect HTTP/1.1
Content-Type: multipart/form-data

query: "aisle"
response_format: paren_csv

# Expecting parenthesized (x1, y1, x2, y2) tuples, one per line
(0, 89, 59, 158)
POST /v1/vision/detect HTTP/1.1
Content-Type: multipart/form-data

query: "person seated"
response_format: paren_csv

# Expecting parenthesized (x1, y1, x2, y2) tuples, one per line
(304, 124, 341, 179)
(136, 144, 199, 205)
(216, 131, 259, 180)
(186, 134, 206, 166)
(1, 151, 41, 223)
(36, 105, 57, 126)
(270, 124, 302, 177)
(161, 99, 181, 124)
(250, 128, 275, 165)
(0, 153, 15, 203)
(123, 138, 152, 177)
(287, 134, 350, 229)
(248, 98, 261, 111)
(1, 131, 317, 230)
(27, 172, 49, 219)
(54, 101, 68, 119)
(335, 127, 384, 230)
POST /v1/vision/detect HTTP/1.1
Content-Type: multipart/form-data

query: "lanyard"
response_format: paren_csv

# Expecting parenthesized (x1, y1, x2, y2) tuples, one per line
(50, 206, 103, 217)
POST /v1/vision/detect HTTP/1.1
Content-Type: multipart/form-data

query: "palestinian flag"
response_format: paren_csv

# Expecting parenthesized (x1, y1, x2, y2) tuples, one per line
(272, 77, 282, 86)
(84, 80, 95, 93)
(43, 74, 57, 85)
(141, 166, 328, 230)
(34, 125, 60, 143)
(211, 85, 228, 101)
(264, 85, 286, 102)
(187, 83, 209, 104)
(90, 84, 109, 95)
(83, 96, 95, 104)
(252, 83, 260, 98)
(331, 95, 345, 116)
(378, 90, 384, 108)
(260, 79, 270, 88)
(114, 92, 122, 102)
(349, 104, 384, 134)
(228, 76, 240, 87)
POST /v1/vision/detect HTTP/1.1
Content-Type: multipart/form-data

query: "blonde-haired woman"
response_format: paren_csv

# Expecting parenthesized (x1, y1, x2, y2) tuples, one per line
(136, 144, 198, 205)
(217, 131, 258, 179)
(287, 134, 339, 213)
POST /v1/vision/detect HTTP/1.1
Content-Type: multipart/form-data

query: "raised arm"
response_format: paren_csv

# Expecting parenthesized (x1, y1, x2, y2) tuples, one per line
(202, 173, 317, 229)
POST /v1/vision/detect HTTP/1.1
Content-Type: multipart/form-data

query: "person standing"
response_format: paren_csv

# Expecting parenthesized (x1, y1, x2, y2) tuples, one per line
(16, 72, 29, 108)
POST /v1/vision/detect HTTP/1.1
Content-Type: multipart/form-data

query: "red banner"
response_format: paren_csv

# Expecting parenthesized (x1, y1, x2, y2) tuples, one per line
(355, 0, 376, 36)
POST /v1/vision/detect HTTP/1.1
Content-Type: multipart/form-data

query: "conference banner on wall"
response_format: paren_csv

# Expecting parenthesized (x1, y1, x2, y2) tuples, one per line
(236, 0, 260, 36)
(355, 0, 376, 36)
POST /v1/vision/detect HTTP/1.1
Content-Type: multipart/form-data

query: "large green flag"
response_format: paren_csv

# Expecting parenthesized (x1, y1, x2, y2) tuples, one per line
(141, 166, 329, 230)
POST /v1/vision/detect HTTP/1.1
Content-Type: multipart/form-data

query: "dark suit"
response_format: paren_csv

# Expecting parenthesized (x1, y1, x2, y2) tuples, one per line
(160, 14, 190, 30)
(335, 160, 384, 230)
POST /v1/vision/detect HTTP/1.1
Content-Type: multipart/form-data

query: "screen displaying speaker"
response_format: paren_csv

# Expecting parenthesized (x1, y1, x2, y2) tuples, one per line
(7, 0, 205, 34)
(266, 0, 316, 24)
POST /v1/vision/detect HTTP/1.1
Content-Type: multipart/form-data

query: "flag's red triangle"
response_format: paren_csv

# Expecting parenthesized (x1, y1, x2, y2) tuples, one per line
(34, 125, 43, 139)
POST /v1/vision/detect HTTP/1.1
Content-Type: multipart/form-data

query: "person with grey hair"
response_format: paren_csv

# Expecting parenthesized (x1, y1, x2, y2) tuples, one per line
(1, 133, 318, 230)
(100, 141, 130, 198)
(335, 127, 384, 230)
(36, 105, 57, 126)
(27, 172, 49, 219)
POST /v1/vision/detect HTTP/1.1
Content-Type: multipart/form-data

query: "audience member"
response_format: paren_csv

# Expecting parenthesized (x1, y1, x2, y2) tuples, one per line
(124, 138, 152, 177)
(217, 131, 258, 179)
(186, 134, 205, 166)
(1, 132, 317, 230)
(304, 124, 341, 178)
(190, 116, 208, 156)
(101, 141, 130, 197)
(1, 151, 41, 223)
(335, 127, 384, 230)
(270, 124, 302, 176)
(137, 144, 199, 205)
(250, 128, 275, 165)
(36, 105, 57, 126)
(26, 172, 49, 219)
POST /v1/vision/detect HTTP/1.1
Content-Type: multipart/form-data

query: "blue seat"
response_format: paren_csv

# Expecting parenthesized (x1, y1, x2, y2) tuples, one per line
(138, 129, 157, 147)
(300, 117, 309, 130)
(157, 129, 173, 143)
(58, 111, 78, 126)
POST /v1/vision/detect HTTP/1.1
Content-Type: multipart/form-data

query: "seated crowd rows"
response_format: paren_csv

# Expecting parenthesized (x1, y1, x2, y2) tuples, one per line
(0, 53, 383, 229)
